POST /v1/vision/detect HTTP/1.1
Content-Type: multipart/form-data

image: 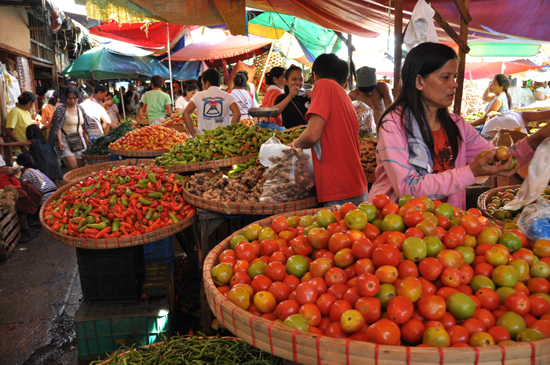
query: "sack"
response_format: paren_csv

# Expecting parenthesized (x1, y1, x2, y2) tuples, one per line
(259, 137, 315, 203)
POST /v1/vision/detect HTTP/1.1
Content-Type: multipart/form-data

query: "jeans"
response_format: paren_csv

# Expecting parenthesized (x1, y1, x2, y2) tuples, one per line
(323, 192, 368, 207)
(257, 122, 285, 131)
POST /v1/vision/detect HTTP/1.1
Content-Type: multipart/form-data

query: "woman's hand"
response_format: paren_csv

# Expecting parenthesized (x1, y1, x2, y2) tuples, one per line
(305, 90, 312, 98)
(469, 150, 521, 177)
(288, 85, 301, 98)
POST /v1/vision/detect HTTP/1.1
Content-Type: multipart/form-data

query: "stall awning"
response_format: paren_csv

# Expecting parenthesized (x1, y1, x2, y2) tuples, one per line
(89, 20, 188, 48)
(83, 0, 550, 43)
(464, 60, 544, 80)
(165, 35, 272, 67)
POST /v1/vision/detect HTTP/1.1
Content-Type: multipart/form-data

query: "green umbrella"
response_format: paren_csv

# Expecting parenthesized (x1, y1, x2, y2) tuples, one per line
(62, 47, 171, 80)
(249, 12, 341, 61)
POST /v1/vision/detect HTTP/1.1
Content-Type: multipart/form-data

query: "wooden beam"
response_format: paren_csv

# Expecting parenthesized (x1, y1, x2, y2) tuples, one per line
(0, 1, 30, 7)
(452, 0, 472, 24)
(0, 42, 32, 59)
(433, 10, 470, 54)
(393, 0, 404, 98)
(454, 0, 471, 116)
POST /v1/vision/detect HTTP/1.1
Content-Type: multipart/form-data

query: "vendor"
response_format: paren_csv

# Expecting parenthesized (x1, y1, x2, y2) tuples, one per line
(470, 74, 512, 128)
(367, 43, 550, 210)
(259, 67, 286, 129)
(174, 84, 199, 114)
(270, 65, 312, 129)
(6, 91, 36, 155)
(290, 54, 368, 206)
(182, 69, 240, 137)
(140, 75, 173, 125)
(349, 66, 393, 126)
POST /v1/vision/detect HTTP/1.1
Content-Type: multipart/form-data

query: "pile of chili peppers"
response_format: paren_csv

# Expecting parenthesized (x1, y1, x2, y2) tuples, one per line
(42, 164, 194, 239)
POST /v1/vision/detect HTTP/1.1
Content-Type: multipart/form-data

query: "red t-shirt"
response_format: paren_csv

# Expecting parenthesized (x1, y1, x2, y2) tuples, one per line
(305, 79, 368, 202)
(262, 87, 284, 126)
(432, 128, 455, 174)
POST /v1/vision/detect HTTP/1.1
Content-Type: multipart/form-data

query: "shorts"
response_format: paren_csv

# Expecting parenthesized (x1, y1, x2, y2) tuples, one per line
(60, 132, 86, 159)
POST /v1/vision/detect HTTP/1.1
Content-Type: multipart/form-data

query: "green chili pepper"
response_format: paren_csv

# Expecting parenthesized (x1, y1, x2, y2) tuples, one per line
(168, 212, 179, 223)
(145, 208, 153, 221)
(121, 196, 128, 207)
(138, 179, 150, 185)
(138, 197, 153, 206)
(147, 173, 157, 184)
(87, 222, 106, 230)
(86, 216, 95, 224)
(147, 192, 162, 199)
(111, 219, 120, 232)
(109, 194, 117, 206)
(125, 188, 132, 197)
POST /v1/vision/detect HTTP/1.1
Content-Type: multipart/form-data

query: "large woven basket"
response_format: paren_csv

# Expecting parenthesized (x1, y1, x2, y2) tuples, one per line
(82, 154, 110, 165)
(477, 185, 521, 226)
(182, 178, 319, 215)
(108, 147, 169, 158)
(203, 208, 550, 365)
(63, 159, 155, 184)
(40, 179, 195, 249)
(161, 153, 256, 173)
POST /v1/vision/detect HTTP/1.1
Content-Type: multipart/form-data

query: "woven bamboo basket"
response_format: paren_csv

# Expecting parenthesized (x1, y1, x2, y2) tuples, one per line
(63, 159, 155, 184)
(477, 185, 521, 226)
(182, 178, 319, 215)
(82, 154, 110, 165)
(108, 147, 170, 158)
(161, 153, 256, 173)
(164, 123, 187, 133)
(203, 208, 550, 365)
(39, 179, 195, 249)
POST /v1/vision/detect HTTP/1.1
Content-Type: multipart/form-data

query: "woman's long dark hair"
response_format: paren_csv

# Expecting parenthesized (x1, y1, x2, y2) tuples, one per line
(26, 124, 46, 143)
(494, 74, 512, 110)
(378, 42, 462, 165)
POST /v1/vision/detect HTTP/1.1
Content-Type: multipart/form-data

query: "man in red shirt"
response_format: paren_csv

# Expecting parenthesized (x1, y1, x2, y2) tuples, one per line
(290, 54, 368, 206)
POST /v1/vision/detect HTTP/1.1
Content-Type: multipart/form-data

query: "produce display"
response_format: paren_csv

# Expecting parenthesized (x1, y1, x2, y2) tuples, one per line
(162, 113, 185, 126)
(110, 125, 189, 152)
(228, 154, 261, 178)
(83, 122, 133, 156)
(43, 164, 194, 239)
(211, 195, 550, 349)
(260, 148, 315, 203)
(240, 117, 255, 126)
(486, 186, 550, 223)
(90, 334, 281, 365)
(186, 168, 265, 204)
(154, 125, 303, 166)
(360, 136, 377, 178)
(464, 111, 485, 123)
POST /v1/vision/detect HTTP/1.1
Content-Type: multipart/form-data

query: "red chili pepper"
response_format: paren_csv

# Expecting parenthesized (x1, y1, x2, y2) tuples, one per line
(120, 226, 129, 236)
(125, 216, 133, 225)
(90, 200, 100, 209)
(52, 211, 63, 219)
(120, 222, 132, 229)
(129, 193, 143, 201)
(84, 228, 99, 234)
(85, 188, 97, 197)
(156, 179, 162, 191)
(105, 232, 121, 238)
(96, 226, 111, 239)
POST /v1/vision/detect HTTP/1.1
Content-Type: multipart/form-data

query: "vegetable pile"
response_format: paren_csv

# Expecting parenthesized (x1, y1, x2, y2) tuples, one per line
(43, 164, 194, 239)
(90, 333, 282, 365)
(486, 186, 550, 223)
(83, 122, 133, 156)
(186, 168, 265, 204)
(240, 117, 255, 126)
(211, 194, 550, 349)
(162, 113, 185, 126)
(110, 125, 189, 151)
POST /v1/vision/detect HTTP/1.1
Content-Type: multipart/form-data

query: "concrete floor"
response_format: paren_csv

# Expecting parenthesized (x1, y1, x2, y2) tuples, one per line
(0, 229, 82, 365)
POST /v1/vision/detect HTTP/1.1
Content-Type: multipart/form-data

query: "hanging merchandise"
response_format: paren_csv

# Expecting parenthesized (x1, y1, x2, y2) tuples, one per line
(2, 70, 20, 109)
(253, 52, 284, 82)
(16, 57, 36, 117)
(403, 0, 439, 51)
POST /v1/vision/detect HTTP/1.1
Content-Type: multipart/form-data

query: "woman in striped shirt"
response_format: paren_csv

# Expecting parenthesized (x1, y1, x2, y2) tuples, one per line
(16, 153, 58, 205)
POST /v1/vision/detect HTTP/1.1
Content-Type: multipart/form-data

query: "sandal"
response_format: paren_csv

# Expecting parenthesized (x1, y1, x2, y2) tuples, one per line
(20, 229, 37, 243)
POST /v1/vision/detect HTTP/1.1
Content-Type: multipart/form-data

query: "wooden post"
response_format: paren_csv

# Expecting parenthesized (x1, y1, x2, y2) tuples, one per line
(347, 33, 354, 89)
(453, 0, 471, 116)
(393, 0, 404, 98)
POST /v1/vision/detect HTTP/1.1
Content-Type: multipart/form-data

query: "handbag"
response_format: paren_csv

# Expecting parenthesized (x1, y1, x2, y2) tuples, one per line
(62, 106, 85, 152)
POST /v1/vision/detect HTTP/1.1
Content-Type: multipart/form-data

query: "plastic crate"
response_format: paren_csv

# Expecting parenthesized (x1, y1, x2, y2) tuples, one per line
(143, 236, 174, 263)
(143, 262, 175, 311)
(76, 246, 145, 303)
(74, 297, 171, 360)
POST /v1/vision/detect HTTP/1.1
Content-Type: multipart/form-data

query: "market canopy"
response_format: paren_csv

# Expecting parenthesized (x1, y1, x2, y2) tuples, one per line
(63, 47, 201, 80)
(82, 0, 550, 42)
(249, 12, 341, 61)
(89, 20, 188, 48)
(165, 35, 272, 67)
(464, 60, 545, 80)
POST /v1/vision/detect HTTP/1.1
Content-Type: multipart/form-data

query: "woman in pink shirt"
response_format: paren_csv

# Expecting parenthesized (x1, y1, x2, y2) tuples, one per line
(368, 43, 550, 210)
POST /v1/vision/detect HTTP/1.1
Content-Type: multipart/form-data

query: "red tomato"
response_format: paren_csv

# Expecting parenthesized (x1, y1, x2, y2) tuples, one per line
(529, 296, 550, 317)
(339, 202, 357, 220)
(268, 282, 291, 303)
(473, 308, 496, 330)
(460, 214, 483, 236)
(325, 267, 348, 286)
(356, 273, 381, 297)
(362, 223, 380, 241)
(328, 233, 351, 253)
(327, 284, 349, 300)
(462, 318, 486, 337)
(372, 245, 401, 268)
(405, 227, 424, 239)
(418, 295, 447, 320)
(419, 257, 443, 281)
(448, 325, 469, 346)
(387, 296, 414, 324)
(265, 261, 286, 282)
(251, 275, 273, 293)
(487, 326, 511, 343)
(355, 297, 382, 323)
(309, 277, 328, 296)
(290, 236, 313, 256)
(283, 275, 300, 292)
(275, 300, 300, 320)
(366, 318, 401, 346)
(316, 293, 338, 316)
(397, 259, 419, 279)
(401, 318, 425, 345)
(443, 226, 466, 249)
(504, 292, 531, 316)
(404, 211, 424, 228)
(299, 303, 322, 327)
(259, 239, 279, 256)
(343, 286, 361, 307)
(330, 300, 353, 322)
(373, 194, 390, 210)
(355, 258, 376, 276)
(436, 215, 451, 230)
(324, 322, 348, 338)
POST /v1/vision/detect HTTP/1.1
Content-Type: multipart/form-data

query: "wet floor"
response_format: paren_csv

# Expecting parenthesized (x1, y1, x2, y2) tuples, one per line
(0, 229, 84, 365)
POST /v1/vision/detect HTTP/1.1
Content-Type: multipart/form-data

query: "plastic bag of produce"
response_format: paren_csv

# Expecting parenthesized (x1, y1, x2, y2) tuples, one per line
(353, 101, 376, 137)
(259, 141, 315, 203)
(505, 137, 550, 212)
(517, 198, 550, 241)
(491, 129, 513, 148)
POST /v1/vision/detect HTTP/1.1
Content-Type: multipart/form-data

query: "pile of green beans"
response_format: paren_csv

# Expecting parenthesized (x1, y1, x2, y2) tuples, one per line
(90, 333, 282, 365)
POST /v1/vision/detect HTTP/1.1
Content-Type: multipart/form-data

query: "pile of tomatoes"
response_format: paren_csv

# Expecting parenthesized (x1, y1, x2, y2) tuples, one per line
(210, 195, 550, 348)
(240, 118, 256, 127)
(110, 125, 189, 151)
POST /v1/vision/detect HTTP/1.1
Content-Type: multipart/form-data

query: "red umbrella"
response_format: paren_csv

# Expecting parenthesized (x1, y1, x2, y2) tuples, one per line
(464, 60, 543, 80)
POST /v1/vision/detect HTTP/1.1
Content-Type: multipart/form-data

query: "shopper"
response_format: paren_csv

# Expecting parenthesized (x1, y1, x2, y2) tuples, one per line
(41, 90, 60, 130)
(140, 76, 173, 125)
(470, 74, 512, 128)
(349, 66, 393, 125)
(261, 67, 286, 128)
(182, 69, 240, 137)
(49, 86, 90, 171)
(104, 93, 121, 124)
(80, 84, 111, 142)
(228, 73, 258, 119)
(174, 84, 199, 114)
(0, 124, 63, 187)
(367, 42, 550, 210)
(271, 65, 312, 129)
(290, 54, 368, 206)
(6, 91, 36, 154)
(126, 83, 140, 114)
(16, 153, 57, 205)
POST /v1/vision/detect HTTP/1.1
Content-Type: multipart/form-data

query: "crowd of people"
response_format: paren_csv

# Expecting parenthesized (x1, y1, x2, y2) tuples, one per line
(3, 45, 550, 244)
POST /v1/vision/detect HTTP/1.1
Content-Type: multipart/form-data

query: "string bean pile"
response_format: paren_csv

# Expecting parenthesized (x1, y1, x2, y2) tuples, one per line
(90, 333, 282, 365)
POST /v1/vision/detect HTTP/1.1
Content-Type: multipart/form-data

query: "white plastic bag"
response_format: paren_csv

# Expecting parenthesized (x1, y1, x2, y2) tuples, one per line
(259, 136, 288, 168)
(517, 198, 550, 241)
(505, 137, 550, 211)
(353, 101, 376, 137)
(404, 0, 439, 51)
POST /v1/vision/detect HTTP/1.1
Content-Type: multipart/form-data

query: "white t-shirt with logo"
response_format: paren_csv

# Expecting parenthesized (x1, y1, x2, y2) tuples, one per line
(191, 87, 236, 133)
